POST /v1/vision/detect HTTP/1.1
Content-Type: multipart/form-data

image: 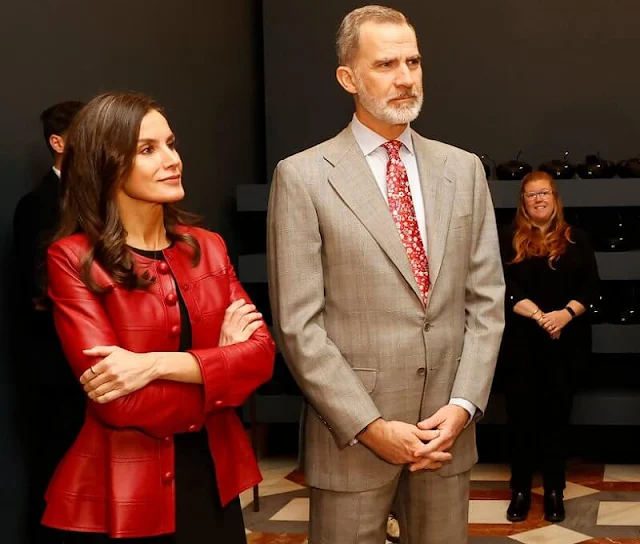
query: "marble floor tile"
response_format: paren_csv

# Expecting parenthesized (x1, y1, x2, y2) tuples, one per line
(596, 501, 640, 526)
(472, 463, 512, 482)
(532, 482, 600, 501)
(509, 524, 592, 544)
(468, 500, 513, 524)
(603, 465, 640, 483)
(270, 498, 310, 522)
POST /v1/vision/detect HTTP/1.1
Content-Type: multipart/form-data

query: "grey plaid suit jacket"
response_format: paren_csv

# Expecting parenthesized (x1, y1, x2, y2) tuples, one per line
(267, 125, 505, 492)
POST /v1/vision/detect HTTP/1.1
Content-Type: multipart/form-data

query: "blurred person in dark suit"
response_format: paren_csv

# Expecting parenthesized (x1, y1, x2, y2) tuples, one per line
(11, 100, 85, 543)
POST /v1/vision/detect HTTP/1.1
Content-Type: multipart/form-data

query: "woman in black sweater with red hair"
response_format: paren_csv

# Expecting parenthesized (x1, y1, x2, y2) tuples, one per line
(498, 171, 599, 523)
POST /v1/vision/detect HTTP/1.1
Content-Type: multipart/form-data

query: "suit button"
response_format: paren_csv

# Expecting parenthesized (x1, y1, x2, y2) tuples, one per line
(162, 471, 174, 484)
(188, 424, 197, 432)
(423, 322, 432, 332)
(157, 262, 170, 274)
(163, 436, 172, 444)
(417, 367, 426, 376)
(166, 293, 178, 306)
(213, 400, 223, 407)
(169, 325, 180, 336)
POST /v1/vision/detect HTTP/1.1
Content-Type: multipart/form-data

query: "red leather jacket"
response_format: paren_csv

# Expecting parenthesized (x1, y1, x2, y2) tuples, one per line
(41, 226, 275, 538)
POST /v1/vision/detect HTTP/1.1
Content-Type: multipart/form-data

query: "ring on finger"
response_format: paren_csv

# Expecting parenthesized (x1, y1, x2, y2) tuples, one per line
(90, 365, 98, 376)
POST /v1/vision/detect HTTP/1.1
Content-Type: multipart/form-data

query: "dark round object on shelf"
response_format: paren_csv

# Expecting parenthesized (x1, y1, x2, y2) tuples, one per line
(480, 154, 495, 179)
(588, 294, 607, 324)
(538, 151, 575, 180)
(576, 153, 616, 179)
(581, 209, 640, 252)
(617, 156, 640, 178)
(496, 151, 532, 181)
(611, 306, 640, 325)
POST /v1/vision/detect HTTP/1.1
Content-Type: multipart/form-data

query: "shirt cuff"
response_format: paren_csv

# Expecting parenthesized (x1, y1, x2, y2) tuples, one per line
(449, 398, 476, 427)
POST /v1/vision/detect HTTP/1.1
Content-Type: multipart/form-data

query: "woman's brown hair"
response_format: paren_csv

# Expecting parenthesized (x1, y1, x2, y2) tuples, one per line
(54, 91, 201, 292)
(510, 170, 573, 268)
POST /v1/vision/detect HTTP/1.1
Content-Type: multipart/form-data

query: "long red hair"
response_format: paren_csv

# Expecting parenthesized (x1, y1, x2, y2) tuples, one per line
(510, 171, 573, 268)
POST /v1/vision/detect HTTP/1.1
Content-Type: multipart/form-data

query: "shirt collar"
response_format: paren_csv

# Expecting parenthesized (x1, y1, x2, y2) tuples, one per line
(52, 166, 61, 178)
(350, 113, 414, 157)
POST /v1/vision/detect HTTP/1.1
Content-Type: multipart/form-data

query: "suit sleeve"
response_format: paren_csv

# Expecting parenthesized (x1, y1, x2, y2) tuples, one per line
(450, 155, 506, 416)
(186, 233, 275, 413)
(267, 160, 381, 448)
(47, 242, 207, 438)
(13, 194, 41, 307)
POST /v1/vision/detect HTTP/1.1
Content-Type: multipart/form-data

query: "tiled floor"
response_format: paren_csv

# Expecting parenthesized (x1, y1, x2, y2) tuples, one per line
(243, 459, 640, 543)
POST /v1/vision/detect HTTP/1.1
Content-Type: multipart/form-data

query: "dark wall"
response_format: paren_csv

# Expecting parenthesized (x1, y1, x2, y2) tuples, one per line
(0, 2, 264, 542)
(263, 0, 640, 175)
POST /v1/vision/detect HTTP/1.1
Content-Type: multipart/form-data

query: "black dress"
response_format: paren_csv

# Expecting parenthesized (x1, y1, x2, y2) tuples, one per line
(498, 225, 600, 491)
(61, 248, 246, 543)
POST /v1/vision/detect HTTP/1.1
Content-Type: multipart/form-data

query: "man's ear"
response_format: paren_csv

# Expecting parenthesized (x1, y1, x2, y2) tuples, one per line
(336, 65, 358, 95)
(49, 134, 65, 154)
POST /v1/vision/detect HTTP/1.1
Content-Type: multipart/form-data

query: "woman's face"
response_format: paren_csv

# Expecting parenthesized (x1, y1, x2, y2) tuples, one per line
(523, 179, 555, 225)
(119, 109, 184, 205)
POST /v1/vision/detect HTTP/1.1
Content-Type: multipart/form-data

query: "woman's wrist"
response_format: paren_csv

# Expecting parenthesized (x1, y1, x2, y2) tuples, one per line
(145, 352, 164, 380)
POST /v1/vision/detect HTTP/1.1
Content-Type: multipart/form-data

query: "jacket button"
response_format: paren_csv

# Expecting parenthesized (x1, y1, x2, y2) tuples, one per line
(162, 471, 174, 484)
(163, 436, 172, 445)
(157, 262, 170, 274)
(417, 367, 426, 376)
(423, 322, 432, 332)
(188, 424, 197, 432)
(169, 325, 180, 336)
(214, 400, 223, 407)
(165, 293, 178, 306)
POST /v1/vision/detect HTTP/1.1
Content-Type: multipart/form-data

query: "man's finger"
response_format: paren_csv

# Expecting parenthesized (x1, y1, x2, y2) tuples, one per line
(417, 415, 440, 431)
(413, 429, 440, 442)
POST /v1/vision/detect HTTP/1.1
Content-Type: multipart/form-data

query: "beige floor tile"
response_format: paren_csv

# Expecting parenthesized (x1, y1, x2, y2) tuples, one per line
(597, 501, 640, 526)
(468, 499, 512, 524)
(531, 481, 599, 500)
(471, 463, 511, 481)
(270, 498, 310, 522)
(509, 524, 591, 544)
(603, 464, 640, 482)
(258, 456, 299, 471)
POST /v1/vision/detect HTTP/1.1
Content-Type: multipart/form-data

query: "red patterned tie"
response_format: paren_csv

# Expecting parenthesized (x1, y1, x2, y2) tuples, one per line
(382, 140, 430, 305)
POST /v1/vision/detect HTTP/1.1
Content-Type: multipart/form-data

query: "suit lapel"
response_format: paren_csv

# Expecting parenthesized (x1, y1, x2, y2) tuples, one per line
(325, 128, 422, 302)
(412, 132, 454, 290)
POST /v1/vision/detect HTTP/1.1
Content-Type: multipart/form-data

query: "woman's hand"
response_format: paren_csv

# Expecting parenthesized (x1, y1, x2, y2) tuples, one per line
(80, 346, 156, 403)
(539, 310, 572, 339)
(218, 299, 263, 346)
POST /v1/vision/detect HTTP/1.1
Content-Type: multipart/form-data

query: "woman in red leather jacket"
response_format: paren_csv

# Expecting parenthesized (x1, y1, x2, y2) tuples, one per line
(42, 91, 275, 542)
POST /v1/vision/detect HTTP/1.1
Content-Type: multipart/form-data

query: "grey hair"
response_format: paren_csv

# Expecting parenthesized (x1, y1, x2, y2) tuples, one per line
(336, 5, 412, 67)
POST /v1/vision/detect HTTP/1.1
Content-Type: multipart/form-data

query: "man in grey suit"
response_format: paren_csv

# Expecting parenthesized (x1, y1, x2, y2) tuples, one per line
(267, 5, 505, 543)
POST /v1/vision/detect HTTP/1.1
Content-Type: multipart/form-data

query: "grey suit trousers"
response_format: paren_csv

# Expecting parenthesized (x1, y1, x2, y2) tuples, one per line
(309, 469, 470, 544)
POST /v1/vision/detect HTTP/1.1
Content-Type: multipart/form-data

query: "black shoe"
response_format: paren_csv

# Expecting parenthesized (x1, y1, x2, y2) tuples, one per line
(506, 490, 531, 522)
(544, 489, 565, 522)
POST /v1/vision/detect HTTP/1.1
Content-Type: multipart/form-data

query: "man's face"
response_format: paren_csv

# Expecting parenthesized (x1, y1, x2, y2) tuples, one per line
(351, 22, 423, 126)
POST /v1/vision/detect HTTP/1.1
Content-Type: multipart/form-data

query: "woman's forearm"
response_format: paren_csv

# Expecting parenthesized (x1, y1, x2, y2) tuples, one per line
(151, 352, 203, 384)
(513, 298, 543, 320)
(566, 300, 586, 317)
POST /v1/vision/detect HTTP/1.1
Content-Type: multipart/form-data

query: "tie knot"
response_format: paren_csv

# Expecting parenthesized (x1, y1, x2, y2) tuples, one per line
(382, 140, 403, 158)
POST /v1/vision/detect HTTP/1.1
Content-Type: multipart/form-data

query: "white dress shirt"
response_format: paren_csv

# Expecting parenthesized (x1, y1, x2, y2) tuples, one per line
(350, 114, 476, 428)
(52, 166, 61, 178)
